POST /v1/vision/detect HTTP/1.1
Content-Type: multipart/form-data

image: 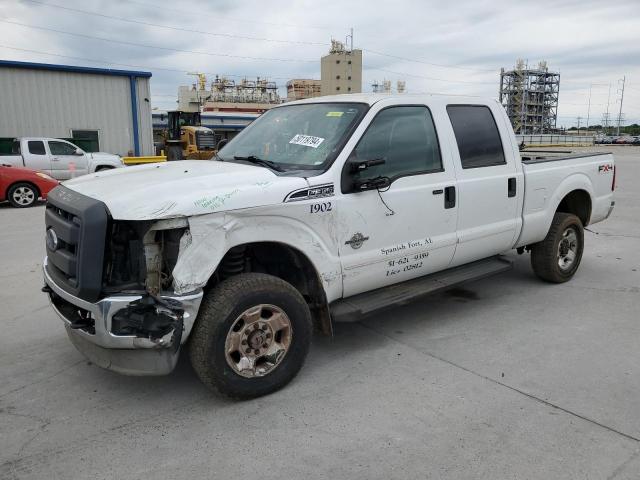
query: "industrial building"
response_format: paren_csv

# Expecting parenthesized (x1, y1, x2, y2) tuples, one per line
(320, 39, 363, 96)
(0, 60, 154, 156)
(178, 74, 281, 113)
(286, 79, 322, 101)
(499, 60, 560, 134)
(371, 80, 407, 94)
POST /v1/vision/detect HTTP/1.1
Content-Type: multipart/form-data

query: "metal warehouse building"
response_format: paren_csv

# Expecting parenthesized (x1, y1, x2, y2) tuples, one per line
(0, 60, 154, 156)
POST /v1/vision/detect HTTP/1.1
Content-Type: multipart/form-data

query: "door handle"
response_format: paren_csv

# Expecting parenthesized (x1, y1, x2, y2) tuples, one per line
(432, 189, 444, 195)
(444, 186, 456, 209)
(51, 157, 60, 161)
(508, 177, 516, 198)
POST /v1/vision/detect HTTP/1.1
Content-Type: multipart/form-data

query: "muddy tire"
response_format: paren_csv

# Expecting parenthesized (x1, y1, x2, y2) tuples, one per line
(531, 212, 584, 283)
(7, 182, 39, 208)
(189, 273, 312, 399)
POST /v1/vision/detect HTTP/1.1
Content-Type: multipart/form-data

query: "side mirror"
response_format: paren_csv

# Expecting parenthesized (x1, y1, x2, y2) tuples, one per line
(346, 158, 388, 191)
(342, 157, 388, 193)
(74, 148, 84, 155)
(354, 176, 390, 191)
(348, 158, 385, 173)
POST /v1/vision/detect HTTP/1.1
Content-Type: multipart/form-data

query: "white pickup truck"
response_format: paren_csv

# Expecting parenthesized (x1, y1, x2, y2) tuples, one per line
(42, 94, 616, 399)
(3, 137, 123, 180)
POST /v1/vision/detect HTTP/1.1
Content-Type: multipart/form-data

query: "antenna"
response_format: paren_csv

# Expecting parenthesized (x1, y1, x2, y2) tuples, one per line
(345, 27, 354, 52)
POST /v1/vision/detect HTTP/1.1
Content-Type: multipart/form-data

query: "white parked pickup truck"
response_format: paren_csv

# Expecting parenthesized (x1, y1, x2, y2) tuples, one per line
(42, 94, 616, 399)
(3, 137, 123, 180)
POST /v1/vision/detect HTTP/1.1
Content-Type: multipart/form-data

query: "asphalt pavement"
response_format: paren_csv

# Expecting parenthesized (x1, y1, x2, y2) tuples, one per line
(1, 146, 638, 479)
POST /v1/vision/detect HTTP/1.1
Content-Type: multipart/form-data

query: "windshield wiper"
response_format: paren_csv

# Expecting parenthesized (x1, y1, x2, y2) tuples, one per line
(233, 155, 284, 172)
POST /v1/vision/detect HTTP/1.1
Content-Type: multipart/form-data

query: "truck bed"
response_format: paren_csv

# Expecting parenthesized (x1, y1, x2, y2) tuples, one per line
(516, 150, 615, 248)
(521, 150, 611, 164)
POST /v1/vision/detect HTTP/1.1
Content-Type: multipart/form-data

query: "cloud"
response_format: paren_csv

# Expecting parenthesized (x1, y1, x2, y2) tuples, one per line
(2, 0, 639, 125)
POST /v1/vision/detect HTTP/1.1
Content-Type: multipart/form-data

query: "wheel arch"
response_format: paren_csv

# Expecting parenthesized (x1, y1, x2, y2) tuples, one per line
(208, 241, 333, 335)
(555, 189, 592, 226)
(6, 180, 41, 201)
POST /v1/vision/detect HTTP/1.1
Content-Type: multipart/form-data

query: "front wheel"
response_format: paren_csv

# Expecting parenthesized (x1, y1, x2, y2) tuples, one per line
(7, 182, 39, 208)
(189, 273, 312, 399)
(531, 212, 584, 283)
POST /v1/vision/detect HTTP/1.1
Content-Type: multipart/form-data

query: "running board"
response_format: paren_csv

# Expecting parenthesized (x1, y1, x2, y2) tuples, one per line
(330, 255, 513, 322)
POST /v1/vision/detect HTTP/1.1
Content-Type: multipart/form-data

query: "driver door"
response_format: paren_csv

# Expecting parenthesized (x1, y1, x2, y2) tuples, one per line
(336, 104, 458, 298)
(47, 140, 89, 179)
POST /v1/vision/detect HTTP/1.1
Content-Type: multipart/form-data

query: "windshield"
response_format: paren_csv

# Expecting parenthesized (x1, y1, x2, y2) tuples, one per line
(218, 102, 368, 170)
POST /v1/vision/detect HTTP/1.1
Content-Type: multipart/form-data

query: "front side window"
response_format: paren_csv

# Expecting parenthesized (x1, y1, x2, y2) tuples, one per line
(49, 141, 78, 156)
(28, 141, 46, 155)
(218, 102, 367, 170)
(350, 106, 442, 181)
(447, 105, 506, 169)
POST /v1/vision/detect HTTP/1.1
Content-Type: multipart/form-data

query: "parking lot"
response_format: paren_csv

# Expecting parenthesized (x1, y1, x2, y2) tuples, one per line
(0, 146, 638, 479)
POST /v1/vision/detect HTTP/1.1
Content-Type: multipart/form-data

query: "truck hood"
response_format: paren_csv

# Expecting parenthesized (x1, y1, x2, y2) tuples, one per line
(63, 160, 309, 220)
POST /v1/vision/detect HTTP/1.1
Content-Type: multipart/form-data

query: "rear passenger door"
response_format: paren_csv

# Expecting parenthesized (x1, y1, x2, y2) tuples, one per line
(22, 140, 52, 175)
(47, 140, 89, 179)
(446, 104, 522, 266)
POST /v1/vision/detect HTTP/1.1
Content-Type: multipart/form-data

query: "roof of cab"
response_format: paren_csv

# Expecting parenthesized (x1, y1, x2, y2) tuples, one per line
(16, 137, 75, 142)
(283, 92, 493, 107)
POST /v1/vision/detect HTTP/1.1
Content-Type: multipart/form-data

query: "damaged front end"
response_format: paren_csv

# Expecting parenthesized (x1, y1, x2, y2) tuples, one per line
(44, 208, 203, 376)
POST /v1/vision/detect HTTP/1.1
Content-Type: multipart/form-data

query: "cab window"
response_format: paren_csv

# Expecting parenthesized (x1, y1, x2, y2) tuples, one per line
(48, 141, 78, 156)
(351, 106, 442, 181)
(28, 141, 46, 155)
(447, 105, 506, 169)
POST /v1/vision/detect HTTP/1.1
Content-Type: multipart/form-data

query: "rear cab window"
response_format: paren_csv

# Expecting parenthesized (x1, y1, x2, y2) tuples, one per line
(447, 105, 506, 169)
(28, 141, 46, 155)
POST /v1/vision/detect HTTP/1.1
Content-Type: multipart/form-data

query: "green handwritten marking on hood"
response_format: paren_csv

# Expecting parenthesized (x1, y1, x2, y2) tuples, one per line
(194, 189, 240, 211)
(63, 160, 308, 220)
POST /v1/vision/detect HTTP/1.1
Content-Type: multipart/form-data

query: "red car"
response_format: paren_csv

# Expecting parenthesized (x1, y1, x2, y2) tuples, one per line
(0, 164, 59, 208)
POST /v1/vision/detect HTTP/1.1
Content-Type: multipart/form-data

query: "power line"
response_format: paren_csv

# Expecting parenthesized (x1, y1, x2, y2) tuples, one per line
(20, 0, 514, 78)
(125, 0, 337, 31)
(0, 44, 306, 80)
(0, 19, 317, 63)
(362, 48, 497, 74)
(21, 0, 328, 46)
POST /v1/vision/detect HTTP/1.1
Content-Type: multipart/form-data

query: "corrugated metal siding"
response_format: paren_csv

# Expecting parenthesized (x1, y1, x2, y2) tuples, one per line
(0, 68, 152, 156)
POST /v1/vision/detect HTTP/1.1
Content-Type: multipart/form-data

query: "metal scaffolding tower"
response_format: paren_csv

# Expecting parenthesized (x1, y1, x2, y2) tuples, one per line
(499, 60, 560, 134)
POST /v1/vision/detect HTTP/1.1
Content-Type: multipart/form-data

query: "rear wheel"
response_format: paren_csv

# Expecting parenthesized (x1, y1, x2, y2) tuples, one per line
(7, 182, 39, 208)
(531, 212, 584, 283)
(189, 273, 312, 399)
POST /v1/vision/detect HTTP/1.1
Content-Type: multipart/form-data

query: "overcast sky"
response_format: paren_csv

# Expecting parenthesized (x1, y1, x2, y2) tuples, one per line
(2, 0, 640, 127)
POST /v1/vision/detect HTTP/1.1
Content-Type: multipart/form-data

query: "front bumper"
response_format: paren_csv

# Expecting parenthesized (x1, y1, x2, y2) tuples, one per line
(43, 257, 203, 375)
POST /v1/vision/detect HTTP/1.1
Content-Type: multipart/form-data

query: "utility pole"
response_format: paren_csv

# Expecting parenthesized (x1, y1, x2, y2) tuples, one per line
(604, 82, 612, 135)
(617, 76, 626, 136)
(586, 84, 592, 134)
(576, 116, 582, 135)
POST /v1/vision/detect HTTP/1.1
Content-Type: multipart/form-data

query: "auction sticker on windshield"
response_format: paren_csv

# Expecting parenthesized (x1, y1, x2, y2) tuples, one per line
(289, 134, 325, 148)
